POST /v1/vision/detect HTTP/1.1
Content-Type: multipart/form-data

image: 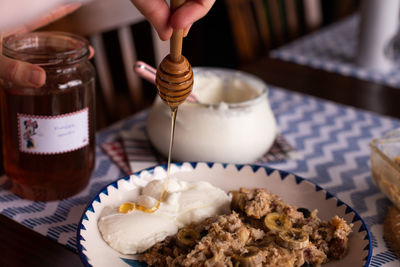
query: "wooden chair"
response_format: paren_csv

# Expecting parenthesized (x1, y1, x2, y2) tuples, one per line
(224, 0, 359, 64)
(42, 0, 169, 128)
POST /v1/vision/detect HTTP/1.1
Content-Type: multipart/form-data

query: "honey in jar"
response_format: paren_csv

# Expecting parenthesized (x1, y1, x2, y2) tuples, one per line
(0, 32, 95, 201)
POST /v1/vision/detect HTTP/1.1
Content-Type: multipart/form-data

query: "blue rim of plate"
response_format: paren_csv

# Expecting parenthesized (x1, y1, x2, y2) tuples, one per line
(77, 162, 373, 267)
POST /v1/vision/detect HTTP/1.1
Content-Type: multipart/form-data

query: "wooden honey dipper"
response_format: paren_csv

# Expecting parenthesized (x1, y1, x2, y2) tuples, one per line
(156, 0, 194, 109)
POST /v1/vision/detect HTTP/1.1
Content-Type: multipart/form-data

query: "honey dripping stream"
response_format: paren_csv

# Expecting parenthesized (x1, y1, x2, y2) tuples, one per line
(119, 107, 178, 214)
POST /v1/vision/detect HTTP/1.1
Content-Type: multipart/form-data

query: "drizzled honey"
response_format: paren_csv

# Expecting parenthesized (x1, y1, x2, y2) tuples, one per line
(119, 108, 178, 214)
(119, 0, 193, 214)
(119, 190, 167, 213)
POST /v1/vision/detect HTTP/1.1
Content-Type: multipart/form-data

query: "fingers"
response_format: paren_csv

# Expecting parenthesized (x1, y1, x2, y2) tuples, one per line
(0, 2, 81, 88)
(170, 0, 216, 30)
(0, 56, 46, 88)
(88, 45, 95, 60)
(184, 24, 192, 37)
(130, 0, 173, 41)
(5, 3, 81, 37)
(131, 0, 215, 40)
(0, 2, 79, 88)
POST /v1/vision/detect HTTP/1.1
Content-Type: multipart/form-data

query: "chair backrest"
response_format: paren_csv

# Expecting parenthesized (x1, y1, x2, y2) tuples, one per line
(224, 0, 358, 64)
(43, 0, 169, 127)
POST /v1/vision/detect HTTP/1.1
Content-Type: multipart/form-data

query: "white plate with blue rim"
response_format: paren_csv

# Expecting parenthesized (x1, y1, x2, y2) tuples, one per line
(77, 162, 372, 267)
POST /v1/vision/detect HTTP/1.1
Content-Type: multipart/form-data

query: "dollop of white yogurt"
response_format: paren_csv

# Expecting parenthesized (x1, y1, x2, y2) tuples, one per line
(98, 178, 231, 254)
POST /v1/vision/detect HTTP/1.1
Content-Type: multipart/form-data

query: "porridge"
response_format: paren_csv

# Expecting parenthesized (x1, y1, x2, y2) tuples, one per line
(139, 188, 352, 267)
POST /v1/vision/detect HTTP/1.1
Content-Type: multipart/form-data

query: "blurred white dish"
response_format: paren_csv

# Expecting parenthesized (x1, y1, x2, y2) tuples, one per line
(77, 162, 371, 267)
(147, 68, 278, 164)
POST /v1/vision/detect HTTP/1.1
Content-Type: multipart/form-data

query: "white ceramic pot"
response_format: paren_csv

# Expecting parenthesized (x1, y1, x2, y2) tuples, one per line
(147, 68, 277, 164)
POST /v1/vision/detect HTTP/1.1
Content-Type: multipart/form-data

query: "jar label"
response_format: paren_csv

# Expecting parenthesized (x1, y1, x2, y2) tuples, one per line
(17, 108, 89, 154)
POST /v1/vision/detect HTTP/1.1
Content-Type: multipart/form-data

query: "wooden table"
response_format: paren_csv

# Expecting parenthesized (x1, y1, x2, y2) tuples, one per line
(1, 57, 399, 266)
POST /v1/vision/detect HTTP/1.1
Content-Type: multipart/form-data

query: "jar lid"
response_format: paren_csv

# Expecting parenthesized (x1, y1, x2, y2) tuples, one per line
(3, 31, 90, 66)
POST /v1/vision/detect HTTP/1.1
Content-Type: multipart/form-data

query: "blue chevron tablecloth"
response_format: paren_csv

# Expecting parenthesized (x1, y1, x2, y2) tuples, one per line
(270, 14, 400, 88)
(0, 86, 399, 266)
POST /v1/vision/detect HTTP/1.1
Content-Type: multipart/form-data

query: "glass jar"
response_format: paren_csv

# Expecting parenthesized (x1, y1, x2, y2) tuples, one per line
(0, 32, 95, 201)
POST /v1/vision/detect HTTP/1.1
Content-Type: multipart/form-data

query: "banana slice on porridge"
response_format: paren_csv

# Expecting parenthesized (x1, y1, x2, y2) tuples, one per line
(232, 246, 263, 266)
(176, 228, 201, 248)
(277, 229, 309, 250)
(264, 212, 292, 232)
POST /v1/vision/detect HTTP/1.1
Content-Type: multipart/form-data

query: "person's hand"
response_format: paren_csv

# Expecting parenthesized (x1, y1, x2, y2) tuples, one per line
(0, 3, 81, 88)
(130, 0, 215, 41)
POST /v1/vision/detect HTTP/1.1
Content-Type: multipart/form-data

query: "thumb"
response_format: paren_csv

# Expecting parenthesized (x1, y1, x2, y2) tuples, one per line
(0, 56, 46, 88)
